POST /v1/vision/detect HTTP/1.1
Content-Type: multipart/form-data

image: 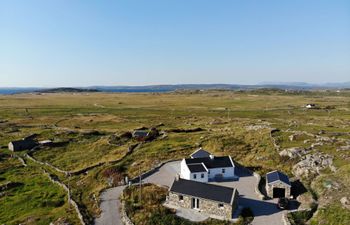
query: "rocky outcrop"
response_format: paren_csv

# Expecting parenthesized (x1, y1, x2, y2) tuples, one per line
(340, 197, 350, 210)
(292, 153, 335, 178)
(279, 147, 307, 159)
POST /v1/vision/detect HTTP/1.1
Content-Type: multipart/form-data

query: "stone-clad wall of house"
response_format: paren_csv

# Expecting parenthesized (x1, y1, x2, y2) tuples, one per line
(168, 192, 235, 220)
(168, 192, 192, 208)
(266, 181, 291, 198)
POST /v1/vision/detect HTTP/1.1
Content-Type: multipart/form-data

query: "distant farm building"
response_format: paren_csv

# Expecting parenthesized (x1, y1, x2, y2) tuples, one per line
(305, 104, 316, 109)
(8, 139, 38, 151)
(166, 177, 239, 220)
(266, 170, 291, 198)
(132, 130, 149, 141)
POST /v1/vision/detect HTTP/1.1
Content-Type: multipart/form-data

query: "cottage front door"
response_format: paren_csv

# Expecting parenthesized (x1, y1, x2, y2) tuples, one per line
(191, 198, 199, 209)
(191, 198, 196, 208)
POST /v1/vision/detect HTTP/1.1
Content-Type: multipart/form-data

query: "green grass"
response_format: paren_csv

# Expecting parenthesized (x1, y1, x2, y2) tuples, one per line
(0, 154, 79, 225)
(0, 90, 350, 224)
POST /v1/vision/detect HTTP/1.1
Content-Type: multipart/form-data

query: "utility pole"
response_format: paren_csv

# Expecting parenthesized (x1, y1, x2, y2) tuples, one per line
(139, 164, 142, 204)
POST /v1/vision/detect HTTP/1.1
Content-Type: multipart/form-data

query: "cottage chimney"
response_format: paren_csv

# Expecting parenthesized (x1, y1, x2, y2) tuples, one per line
(209, 154, 214, 160)
(175, 174, 180, 181)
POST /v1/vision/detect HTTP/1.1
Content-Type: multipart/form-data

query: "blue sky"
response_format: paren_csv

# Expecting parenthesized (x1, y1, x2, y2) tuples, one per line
(0, 0, 349, 87)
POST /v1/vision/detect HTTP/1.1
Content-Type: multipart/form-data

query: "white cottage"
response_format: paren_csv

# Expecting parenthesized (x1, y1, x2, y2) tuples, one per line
(181, 149, 236, 182)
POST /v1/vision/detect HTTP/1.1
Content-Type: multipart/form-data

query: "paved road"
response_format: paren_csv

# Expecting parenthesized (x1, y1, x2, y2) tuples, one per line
(143, 160, 181, 187)
(94, 186, 125, 225)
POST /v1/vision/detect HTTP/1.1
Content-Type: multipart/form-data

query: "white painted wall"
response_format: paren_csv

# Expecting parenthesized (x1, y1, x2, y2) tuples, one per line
(190, 172, 208, 182)
(181, 157, 236, 182)
(180, 159, 191, 180)
(208, 167, 235, 180)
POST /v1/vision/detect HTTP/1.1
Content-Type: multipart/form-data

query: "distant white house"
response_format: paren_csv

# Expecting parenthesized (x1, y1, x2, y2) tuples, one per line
(305, 104, 316, 109)
(180, 148, 236, 182)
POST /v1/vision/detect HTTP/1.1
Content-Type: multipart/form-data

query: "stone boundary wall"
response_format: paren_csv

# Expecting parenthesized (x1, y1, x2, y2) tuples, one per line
(282, 212, 291, 225)
(14, 155, 27, 167)
(270, 129, 281, 151)
(120, 193, 134, 225)
(253, 172, 266, 200)
(27, 143, 138, 177)
(41, 169, 86, 225)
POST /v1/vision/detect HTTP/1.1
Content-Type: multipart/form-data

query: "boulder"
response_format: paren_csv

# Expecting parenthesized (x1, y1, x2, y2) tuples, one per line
(340, 197, 350, 210)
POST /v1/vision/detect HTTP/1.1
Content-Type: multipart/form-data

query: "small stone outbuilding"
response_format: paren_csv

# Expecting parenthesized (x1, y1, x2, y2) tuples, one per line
(266, 170, 291, 198)
(8, 139, 38, 151)
(166, 177, 239, 220)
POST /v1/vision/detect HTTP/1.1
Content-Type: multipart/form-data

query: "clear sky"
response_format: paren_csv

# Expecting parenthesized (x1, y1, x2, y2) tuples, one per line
(0, 0, 349, 87)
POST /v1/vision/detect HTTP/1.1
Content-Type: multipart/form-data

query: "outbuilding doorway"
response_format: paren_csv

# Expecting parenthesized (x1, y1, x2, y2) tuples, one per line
(273, 187, 285, 198)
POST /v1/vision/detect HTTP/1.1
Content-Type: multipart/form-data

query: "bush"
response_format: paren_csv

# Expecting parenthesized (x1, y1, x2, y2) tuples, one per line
(237, 207, 254, 225)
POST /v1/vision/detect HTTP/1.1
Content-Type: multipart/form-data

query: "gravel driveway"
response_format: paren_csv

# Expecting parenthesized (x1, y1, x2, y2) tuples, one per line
(94, 186, 125, 225)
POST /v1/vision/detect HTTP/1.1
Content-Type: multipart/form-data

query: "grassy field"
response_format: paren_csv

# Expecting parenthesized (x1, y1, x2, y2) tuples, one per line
(0, 90, 349, 224)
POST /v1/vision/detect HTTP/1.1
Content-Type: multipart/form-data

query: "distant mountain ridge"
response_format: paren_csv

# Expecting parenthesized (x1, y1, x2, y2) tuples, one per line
(1, 82, 349, 94)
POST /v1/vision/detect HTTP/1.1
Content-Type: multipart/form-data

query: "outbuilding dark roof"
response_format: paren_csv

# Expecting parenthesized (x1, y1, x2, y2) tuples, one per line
(187, 163, 207, 173)
(266, 171, 291, 186)
(185, 156, 233, 169)
(170, 178, 236, 204)
(190, 149, 211, 158)
(132, 130, 149, 137)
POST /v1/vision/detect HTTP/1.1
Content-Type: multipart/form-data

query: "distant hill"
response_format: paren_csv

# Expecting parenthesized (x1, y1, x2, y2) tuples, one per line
(1, 82, 350, 95)
(36, 87, 100, 93)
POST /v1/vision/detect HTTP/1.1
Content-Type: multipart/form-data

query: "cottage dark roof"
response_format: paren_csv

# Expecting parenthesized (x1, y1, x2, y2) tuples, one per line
(190, 149, 211, 158)
(266, 171, 291, 186)
(187, 163, 207, 173)
(185, 156, 233, 169)
(170, 178, 236, 204)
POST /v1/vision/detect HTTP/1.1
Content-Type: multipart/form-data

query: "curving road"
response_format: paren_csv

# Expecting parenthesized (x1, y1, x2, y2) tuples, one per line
(94, 186, 125, 225)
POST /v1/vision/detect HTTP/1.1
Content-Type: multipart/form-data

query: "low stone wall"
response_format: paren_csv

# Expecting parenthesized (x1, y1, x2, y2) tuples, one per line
(14, 155, 27, 167)
(282, 212, 291, 225)
(120, 193, 134, 225)
(253, 172, 266, 200)
(42, 169, 86, 225)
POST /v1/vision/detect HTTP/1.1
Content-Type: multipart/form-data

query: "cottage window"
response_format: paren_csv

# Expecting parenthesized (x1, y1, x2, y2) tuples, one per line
(179, 195, 184, 201)
(208, 170, 210, 174)
(218, 203, 224, 208)
(222, 168, 225, 173)
(193, 174, 197, 179)
(201, 173, 204, 178)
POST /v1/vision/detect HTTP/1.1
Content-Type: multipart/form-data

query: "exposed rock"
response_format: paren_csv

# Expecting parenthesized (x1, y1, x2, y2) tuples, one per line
(316, 136, 334, 143)
(293, 153, 335, 178)
(337, 145, 350, 151)
(311, 142, 323, 148)
(246, 124, 271, 131)
(279, 147, 307, 159)
(340, 197, 350, 210)
(50, 218, 71, 225)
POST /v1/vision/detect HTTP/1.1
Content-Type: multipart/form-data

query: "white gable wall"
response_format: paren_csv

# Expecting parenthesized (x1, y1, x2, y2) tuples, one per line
(180, 159, 191, 180)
